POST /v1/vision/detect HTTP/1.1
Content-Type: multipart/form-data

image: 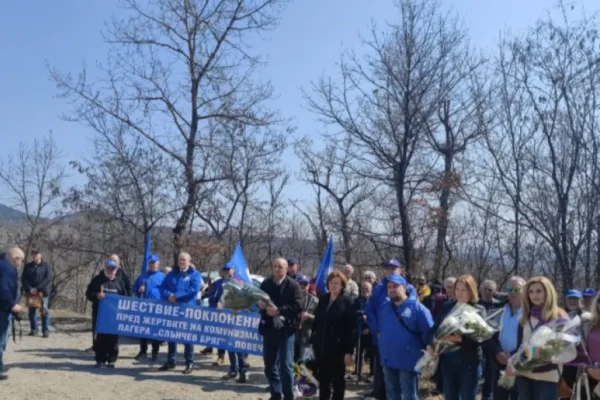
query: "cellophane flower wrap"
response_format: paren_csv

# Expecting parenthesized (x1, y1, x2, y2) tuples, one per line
(498, 317, 581, 389)
(415, 303, 498, 379)
(220, 277, 271, 311)
(294, 348, 318, 398)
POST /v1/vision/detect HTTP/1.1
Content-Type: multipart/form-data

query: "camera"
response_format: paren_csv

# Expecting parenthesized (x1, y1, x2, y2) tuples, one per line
(11, 311, 26, 322)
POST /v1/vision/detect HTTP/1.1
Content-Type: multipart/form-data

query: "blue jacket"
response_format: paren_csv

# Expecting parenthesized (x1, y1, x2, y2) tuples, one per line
(366, 277, 417, 345)
(206, 278, 226, 308)
(378, 297, 433, 371)
(0, 257, 19, 312)
(160, 266, 201, 305)
(133, 270, 166, 300)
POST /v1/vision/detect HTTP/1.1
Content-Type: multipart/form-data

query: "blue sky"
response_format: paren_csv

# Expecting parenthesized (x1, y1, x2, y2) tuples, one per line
(0, 0, 597, 204)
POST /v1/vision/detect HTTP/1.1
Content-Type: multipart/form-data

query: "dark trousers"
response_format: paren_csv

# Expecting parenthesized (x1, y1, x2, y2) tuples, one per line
(372, 345, 386, 399)
(481, 357, 494, 400)
(205, 347, 226, 357)
(356, 334, 372, 376)
(294, 330, 303, 362)
(515, 376, 558, 400)
(91, 312, 97, 346)
(94, 333, 119, 363)
(316, 351, 346, 400)
(140, 339, 160, 354)
(441, 355, 481, 400)
(493, 369, 518, 400)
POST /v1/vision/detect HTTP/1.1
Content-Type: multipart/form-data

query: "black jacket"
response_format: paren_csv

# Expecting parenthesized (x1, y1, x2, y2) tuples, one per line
(117, 268, 133, 297)
(21, 261, 52, 297)
(430, 301, 488, 364)
(259, 276, 303, 336)
(311, 293, 355, 357)
(85, 272, 128, 318)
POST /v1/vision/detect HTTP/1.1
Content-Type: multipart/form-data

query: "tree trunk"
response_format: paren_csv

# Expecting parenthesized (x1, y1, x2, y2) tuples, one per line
(394, 167, 414, 273)
(433, 154, 453, 279)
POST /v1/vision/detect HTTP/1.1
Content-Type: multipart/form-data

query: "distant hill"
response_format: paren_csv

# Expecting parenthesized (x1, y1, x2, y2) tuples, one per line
(0, 203, 27, 221)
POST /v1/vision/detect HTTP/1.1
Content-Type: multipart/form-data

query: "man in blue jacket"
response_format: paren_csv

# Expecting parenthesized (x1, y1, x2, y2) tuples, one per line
(365, 259, 417, 400)
(158, 252, 201, 375)
(133, 254, 165, 361)
(0, 247, 25, 381)
(378, 274, 433, 400)
(21, 250, 52, 338)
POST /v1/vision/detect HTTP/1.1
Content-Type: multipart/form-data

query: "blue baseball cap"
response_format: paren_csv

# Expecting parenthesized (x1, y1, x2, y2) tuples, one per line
(583, 288, 597, 297)
(297, 275, 310, 284)
(566, 289, 583, 299)
(382, 259, 401, 269)
(105, 260, 119, 269)
(287, 257, 299, 266)
(222, 262, 235, 270)
(148, 254, 160, 263)
(387, 274, 407, 286)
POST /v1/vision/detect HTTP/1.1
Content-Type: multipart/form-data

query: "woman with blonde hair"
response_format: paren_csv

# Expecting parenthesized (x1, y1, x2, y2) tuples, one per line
(427, 275, 487, 400)
(510, 276, 567, 399)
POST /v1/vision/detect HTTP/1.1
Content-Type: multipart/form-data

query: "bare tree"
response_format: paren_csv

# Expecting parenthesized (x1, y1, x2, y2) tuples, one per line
(50, 0, 288, 260)
(295, 138, 371, 263)
(306, 0, 469, 274)
(0, 134, 66, 257)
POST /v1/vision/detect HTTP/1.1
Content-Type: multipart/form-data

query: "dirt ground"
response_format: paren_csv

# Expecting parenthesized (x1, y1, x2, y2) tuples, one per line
(1, 310, 379, 400)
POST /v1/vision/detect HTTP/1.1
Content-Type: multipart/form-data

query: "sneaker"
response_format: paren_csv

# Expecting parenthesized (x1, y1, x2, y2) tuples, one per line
(212, 357, 224, 366)
(151, 352, 159, 362)
(182, 364, 193, 375)
(237, 372, 247, 383)
(158, 363, 175, 371)
(134, 352, 147, 361)
(222, 371, 237, 380)
(106, 363, 115, 369)
(28, 330, 38, 337)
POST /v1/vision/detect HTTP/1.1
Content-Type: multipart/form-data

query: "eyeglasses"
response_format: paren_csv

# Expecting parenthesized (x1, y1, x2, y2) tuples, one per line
(506, 286, 521, 293)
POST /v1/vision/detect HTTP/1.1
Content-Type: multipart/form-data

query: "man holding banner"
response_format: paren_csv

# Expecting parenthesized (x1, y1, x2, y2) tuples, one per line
(85, 260, 128, 368)
(132, 254, 165, 361)
(158, 252, 201, 375)
(258, 257, 303, 400)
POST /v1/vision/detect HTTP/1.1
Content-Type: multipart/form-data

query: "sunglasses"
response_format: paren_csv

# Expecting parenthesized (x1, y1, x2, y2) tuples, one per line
(506, 286, 521, 293)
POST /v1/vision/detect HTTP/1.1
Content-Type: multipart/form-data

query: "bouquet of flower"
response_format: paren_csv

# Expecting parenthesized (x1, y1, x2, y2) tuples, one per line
(220, 278, 272, 312)
(415, 303, 497, 378)
(294, 348, 318, 398)
(498, 318, 581, 389)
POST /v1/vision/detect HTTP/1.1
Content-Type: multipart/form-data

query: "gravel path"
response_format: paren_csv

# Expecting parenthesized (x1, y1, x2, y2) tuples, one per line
(1, 311, 369, 400)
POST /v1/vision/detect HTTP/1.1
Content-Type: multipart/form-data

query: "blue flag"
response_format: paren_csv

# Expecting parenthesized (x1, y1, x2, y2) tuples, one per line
(315, 237, 334, 294)
(229, 242, 251, 284)
(141, 231, 151, 274)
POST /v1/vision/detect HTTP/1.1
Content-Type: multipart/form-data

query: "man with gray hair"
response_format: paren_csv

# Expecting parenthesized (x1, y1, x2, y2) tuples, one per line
(0, 247, 25, 380)
(342, 264, 359, 299)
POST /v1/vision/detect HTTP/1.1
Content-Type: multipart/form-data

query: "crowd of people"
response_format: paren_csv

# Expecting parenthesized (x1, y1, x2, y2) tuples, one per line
(3, 245, 600, 400)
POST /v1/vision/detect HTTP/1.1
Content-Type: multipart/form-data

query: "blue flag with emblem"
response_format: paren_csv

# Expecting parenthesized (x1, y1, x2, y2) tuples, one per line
(229, 242, 251, 284)
(315, 237, 334, 294)
(141, 231, 151, 274)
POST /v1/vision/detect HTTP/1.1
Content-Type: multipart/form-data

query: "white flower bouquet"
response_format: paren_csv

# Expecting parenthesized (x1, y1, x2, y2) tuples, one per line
(415, 303, 498, 378)
(220, 278, 271, 311)
(498, 317, 581, 389)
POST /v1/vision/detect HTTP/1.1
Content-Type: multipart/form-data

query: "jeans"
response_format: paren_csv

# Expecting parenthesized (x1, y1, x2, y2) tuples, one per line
(383, 367, 419, 400)
(441, 354, 481, 400)
(493, 368, 518, 400)
(0, 311, 10, 371)
(228, 351, 247, 374)
(167, 342, 194, 366)
(515, 375, 558, 400)
(28, 297, 50, 333)
(263, 330, 295, 400)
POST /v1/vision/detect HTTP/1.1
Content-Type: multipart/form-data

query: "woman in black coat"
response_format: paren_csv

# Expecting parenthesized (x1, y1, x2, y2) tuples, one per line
(311, 271, 355, 400)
